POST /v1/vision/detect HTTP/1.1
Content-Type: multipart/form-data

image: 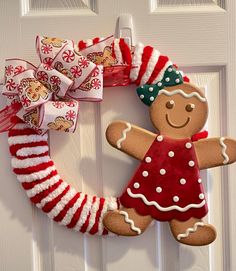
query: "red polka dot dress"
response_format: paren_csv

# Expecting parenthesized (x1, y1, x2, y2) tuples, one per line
(119, 135, 208, 221)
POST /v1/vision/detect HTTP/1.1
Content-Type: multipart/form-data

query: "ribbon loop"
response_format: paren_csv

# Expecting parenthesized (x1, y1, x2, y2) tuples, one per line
(36, 36, 104, 102)
(15, 69, 52, 111)
(39, 100, 79, 132)
(0, 35, 105, 133)
(36, 63, 73, 98)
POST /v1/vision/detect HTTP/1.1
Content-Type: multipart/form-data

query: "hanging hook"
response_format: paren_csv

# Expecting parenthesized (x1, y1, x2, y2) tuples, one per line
(116, 14, 135, 48)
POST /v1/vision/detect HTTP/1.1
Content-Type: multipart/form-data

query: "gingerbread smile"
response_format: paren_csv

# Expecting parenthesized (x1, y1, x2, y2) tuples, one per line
(165, 114, 190, 129)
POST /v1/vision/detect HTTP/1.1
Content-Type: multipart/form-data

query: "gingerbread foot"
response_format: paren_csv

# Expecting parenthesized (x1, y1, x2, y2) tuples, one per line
(103, 207, 153, 236)
(169, 217, 217, 246)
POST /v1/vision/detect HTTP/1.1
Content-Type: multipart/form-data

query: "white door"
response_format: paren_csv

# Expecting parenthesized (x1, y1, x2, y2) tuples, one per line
(0, 1, 235, 270)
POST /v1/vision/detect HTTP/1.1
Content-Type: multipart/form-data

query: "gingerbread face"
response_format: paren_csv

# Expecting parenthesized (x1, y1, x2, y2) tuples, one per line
(23, 108, 39, 127)
(87, 46, 117, 67)
(41, 36, 66, 48)
(21, 78, 50, 102)
(47, 116, 73, 132)
(150, 83, 208, 138)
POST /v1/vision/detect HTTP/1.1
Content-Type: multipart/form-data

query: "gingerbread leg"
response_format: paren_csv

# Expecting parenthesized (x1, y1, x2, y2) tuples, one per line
(103, 207, 153, 236)
(169, 217, 217, 246)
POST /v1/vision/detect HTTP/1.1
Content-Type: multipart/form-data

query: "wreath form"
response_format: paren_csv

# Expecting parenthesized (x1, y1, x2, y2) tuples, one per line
(5, 35, 189, 236)
(8, 122, 118, 235)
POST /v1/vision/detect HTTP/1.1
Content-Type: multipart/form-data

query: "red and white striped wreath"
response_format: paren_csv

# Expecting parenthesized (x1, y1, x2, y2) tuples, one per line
(8, 122, 118, 235)
(2, 35, 188, 236)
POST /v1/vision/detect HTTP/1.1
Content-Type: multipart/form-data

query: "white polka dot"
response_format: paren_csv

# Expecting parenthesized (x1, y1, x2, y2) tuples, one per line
(160, 169, 166, 175)
(176, 71, 180, 74)
(140, 94, 144, 99)
(141, 86, 144, 88)
(173, 196, 179, 202)
(145, 157, 152, 163)
(168, 151, 175, 157)
(157, 82, 162, 87)
(142, 171, 149, 177)
(149, 87, 154, 92)
(157, 135, 163, 142)
(175, 78, 180, 83)
(180, 178, 186, 185)
(150, 96, 154, 101)
(168, 67, 173, 72)
(156, 187, 162, 193)
(198, 178, 202, 183)
(199, 193, 204, 200)
(165, 77, 170, 82)
(185, 142, 192, 149)
(188, 160, 195, 167)
(133, 182, 140, 189)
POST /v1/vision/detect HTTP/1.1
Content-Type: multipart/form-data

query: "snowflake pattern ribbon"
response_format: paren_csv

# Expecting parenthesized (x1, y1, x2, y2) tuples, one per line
(0, 36, 103, 133)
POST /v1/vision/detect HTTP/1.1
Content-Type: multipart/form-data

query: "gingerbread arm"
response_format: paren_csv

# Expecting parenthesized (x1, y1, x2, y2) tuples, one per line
(193, 137, 236, 169)
(106, 120, 156, 160)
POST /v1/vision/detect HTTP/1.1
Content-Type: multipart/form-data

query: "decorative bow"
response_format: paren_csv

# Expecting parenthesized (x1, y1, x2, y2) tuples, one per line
(136, 65, 184, 106)
(0, 36, 103, 133)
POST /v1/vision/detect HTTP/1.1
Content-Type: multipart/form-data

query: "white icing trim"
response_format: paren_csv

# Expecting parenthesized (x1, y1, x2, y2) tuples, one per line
(130, 43, 144, 82)
(26, 175, 61, 197)
(119, 210, 141, 235)
(152, 60, 173, 84)
(140, 49, 160, 86)
(127, 188, 206, 212)
(158, 89, 206, 102)
(12, 156, 51, 168)
(113, 39, 123, 64)
(219, 137, 229, 164)
(177, 222, 205, 240)
(16, 146, 49, 157)
(8, 134, 48, 145)
(17, 165, 56, 183)
(116, 122, 132, 149)
(36, 182, 68, 209)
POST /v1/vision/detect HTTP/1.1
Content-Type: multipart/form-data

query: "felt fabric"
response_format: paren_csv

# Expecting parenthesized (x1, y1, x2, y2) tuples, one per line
(120, 135, 208, 221)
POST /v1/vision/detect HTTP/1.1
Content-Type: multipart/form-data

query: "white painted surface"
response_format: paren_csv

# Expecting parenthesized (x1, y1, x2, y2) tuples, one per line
(0, 0, 235, 270)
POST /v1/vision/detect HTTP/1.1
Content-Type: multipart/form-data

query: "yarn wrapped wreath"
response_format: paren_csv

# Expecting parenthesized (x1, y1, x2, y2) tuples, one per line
(1, 35, 189, 235)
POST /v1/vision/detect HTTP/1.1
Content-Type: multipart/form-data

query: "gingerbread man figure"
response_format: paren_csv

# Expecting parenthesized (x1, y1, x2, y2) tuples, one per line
(103, 80, 236, 246)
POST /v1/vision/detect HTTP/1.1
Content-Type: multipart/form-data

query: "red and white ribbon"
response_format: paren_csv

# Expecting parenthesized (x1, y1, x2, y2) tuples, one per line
(78, 35, 132, 87)
(0, 36, 104, 133)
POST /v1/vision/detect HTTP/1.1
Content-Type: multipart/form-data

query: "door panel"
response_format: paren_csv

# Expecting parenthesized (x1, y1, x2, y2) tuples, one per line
(0, 0, 235, 270)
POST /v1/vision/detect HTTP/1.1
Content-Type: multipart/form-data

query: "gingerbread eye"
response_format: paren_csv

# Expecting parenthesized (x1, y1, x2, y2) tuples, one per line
(166, 100, 175, 109)
(185, 103, 195, 112)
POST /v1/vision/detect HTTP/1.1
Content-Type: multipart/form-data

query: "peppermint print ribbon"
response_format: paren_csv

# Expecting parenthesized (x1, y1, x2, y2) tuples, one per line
(78, 35, 132, 87)
(0, 36, 103, 133)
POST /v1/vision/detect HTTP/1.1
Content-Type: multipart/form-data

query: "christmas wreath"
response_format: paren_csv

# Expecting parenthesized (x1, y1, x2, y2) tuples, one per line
(2, 35, 233, 246)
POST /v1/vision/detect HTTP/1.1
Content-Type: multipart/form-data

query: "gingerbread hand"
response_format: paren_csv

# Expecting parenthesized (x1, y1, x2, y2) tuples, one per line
(106, 120, 156, 160)
(194, 137, 236, 169)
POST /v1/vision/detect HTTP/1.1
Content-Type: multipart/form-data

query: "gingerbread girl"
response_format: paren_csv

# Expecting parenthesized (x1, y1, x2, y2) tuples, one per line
(103, 80, 236, 246)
